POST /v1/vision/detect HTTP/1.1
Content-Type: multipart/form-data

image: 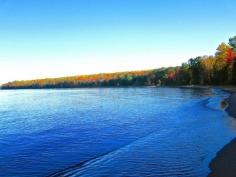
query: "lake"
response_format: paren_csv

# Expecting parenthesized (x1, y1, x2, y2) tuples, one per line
(0, 87, 235, 177)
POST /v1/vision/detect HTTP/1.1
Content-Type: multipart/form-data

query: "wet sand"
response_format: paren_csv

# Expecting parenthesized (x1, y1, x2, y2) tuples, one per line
(226, 92, 236, 119)
(208, 91, 236, 177)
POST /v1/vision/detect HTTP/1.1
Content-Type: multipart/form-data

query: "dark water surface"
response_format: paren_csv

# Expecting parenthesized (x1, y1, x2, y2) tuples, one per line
(0, 88, 235, 177)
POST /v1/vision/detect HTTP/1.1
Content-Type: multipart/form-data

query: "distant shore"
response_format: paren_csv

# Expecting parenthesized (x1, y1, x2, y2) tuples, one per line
(208, 89, 236, 177)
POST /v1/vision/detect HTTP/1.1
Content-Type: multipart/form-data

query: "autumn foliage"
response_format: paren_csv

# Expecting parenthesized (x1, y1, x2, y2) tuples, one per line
(225, 48, 236, 63)
(1, 36, 236, 89)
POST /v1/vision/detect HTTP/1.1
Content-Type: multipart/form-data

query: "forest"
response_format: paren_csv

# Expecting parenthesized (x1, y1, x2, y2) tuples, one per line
(1, 36, 236, 89)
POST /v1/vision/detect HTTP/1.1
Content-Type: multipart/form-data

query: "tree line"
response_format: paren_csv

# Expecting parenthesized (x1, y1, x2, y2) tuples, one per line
(1, 36, 236, 89)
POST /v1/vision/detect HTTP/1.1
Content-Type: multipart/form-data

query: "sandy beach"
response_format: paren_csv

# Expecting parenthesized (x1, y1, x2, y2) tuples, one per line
(208, 91, 236, 177)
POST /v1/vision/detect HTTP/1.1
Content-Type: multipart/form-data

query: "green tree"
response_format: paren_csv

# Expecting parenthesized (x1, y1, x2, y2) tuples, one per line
(229, 36, 236, 51)
(188, 57, 203, 85)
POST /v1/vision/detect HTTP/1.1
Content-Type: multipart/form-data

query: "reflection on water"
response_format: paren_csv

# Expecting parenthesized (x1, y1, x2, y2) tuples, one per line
(0, 88, 235, 177)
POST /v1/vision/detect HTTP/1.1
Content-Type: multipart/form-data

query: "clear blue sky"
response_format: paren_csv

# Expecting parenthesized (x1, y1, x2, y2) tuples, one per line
(0, 0, 235, 83)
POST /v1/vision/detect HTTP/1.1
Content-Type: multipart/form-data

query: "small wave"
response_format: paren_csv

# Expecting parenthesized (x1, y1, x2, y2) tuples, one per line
(47, 131, 158, 177)
(47, 152, 108, 177)
(203, 88, 230, 111)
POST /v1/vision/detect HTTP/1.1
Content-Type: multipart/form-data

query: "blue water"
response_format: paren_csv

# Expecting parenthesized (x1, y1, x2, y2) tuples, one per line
(0, 88, 235, 177)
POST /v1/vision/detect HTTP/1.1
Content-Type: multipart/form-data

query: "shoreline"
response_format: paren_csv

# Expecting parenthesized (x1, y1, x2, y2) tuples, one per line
(208, 90, 236, 177)
(225, 91, 236, 118)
